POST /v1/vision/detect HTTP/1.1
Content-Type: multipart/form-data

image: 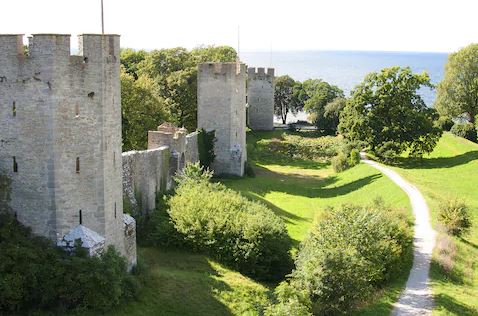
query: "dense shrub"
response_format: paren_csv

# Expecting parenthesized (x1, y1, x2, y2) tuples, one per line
(331, 144, 361, 173)
(0, 213, 140, 313)
(450, 122, 477, 142)
(167, 163, 293, 280)
(265, 282, 312, 316)
(256, 133, 343, 163)
(244, 161, 256, 177)
(349, 148, 361, 166)
(331, 152, 349, 172)
(291, 200, 413, 314)
(198, 128, 216, 169)
(437, 116, 454, 131)
(438, 198, 471, 236)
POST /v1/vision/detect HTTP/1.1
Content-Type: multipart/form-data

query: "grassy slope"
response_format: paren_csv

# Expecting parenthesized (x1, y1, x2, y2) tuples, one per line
(102, 248, 271, 316)
(391, 132, 478, 315)
(223, 130, 412, 315)
(105, 130, 412, 316)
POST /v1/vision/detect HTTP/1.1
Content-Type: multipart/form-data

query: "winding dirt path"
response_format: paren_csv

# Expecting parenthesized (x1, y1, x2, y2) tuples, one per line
(360, 153, 436, 315)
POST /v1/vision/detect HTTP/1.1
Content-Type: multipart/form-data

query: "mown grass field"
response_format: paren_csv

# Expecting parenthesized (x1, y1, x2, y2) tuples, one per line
(390, 132, 478, 315)
(103, 130, 412, 316)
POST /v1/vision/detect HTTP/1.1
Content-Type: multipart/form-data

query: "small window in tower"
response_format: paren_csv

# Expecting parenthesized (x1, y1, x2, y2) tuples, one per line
(13, 157, 18, 172)
(88, 92, 95, 98)
(75, 104, 79, 117)
(79, 209, 83, 225)
(113, 151, 116, 167)
(114, 202, 117, 218)
(12, 101, 16, 117)
(76, 157, 80, 173)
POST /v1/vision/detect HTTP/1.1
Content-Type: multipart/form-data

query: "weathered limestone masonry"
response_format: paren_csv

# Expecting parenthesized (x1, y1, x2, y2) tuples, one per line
(197, 63, 247, 176)
(0, 34, 136, 268)
(247, 67, 274, 131)
(122, 147, 169, 213)
(122, 123, 198, 213)
(185, 131, 199, 163)
(149, 122, 188, 184)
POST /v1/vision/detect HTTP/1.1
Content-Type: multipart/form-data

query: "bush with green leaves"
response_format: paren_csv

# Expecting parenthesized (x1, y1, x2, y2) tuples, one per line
(438, 198, 472, 236)
(291, 200, 412, 314)
(331, 144, 361, 173)
(197, 128, 216, 169)
(331, 152, 349, 172)
(265, 282, 312, 316)
(0, 212, 140, 313)
(167, 163, 292, 280)
(450, 122, 477, 142)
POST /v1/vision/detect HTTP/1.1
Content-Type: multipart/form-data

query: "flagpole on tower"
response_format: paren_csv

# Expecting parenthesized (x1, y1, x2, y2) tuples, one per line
(237, 25, 240, 62)
(101, 0, 105, 34)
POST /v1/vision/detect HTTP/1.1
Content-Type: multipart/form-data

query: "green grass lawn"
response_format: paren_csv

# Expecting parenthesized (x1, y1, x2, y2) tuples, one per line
(101, 248, 271, 316)
(105, 130, 412, 316)
(390, 132, 478, 315)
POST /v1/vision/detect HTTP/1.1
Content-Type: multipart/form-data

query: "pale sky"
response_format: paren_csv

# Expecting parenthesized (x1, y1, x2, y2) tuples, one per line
(1, 0, 477, 53)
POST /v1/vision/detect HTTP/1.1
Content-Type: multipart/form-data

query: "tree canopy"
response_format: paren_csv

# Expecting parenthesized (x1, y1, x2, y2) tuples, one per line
(121, 68, 170, 151)
(435, 43, 478, 124)
(120, 45, 237, 148)
(302, 79, 344, 133)
(339, 67, 442, 160)
(274, 75, 305, 124)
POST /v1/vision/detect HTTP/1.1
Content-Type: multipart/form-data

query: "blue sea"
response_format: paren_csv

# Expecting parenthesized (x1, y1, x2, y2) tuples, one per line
(241, 51, 448, 122)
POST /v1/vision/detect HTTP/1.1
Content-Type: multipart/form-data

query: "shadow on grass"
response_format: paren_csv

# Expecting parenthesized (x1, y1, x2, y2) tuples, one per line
(249, 165, 380, 199)
(110, 248, 236, 316)
(433, 293, 477, 316)
(461, 238, 478, 250)
(392, 151, 478, 169)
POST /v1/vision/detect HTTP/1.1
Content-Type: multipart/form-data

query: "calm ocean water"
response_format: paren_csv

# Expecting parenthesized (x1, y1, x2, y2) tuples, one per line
(241, 51, 448, 122)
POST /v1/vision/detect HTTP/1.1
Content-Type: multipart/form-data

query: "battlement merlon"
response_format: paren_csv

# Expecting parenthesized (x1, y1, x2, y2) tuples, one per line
(78, 34, 120, 63)
(0, 35, 24, 58)
(199, 62, 246, 77)
(0, 34, 120, 62)
(247, 67, 275, 78)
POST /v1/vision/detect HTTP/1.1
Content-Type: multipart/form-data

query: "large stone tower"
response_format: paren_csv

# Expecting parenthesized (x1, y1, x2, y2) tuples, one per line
(197, 62, 247, 176)
(0, 34, 130, 261)
(247, 67, 274, 131)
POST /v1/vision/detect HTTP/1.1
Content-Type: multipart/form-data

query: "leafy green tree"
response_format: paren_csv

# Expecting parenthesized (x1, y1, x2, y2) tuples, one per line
(120, 48, 147, 79)
(121, 68, 170, 151)
(339, 67, 442, 160)
(191, 45, 238, 63)
(138, 46, 237, 131)
(274, 75, 304, 124)
(302, 79, 344, 132)
(323, 97, 347, 132)
(435, 44, 478, 124)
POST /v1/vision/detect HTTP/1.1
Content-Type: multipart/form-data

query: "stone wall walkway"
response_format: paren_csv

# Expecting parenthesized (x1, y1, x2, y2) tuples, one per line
(361, 153, 436, 316)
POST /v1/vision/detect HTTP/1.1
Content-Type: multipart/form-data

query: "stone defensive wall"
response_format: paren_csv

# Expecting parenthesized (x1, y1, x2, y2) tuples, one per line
(247, 67, 275, 131)
(122, 124, 199, 213)
(122, 147, 170, 213)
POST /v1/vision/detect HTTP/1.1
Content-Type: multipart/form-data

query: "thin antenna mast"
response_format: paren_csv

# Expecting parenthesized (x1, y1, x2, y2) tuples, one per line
(237, 25, 240, 61)
(101, 0, 105, 34)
